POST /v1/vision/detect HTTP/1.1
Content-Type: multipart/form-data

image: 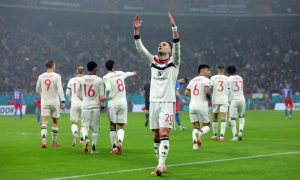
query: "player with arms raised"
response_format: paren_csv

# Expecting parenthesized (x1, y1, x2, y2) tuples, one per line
(226, 66, 246, 141)
(103, 60, 137, 155)
(36, 59, 65, 148)
(210, 65, 229, 142)
(134, 12, 180, 176)
(185, 64, 211, 151)
(281, 82, 294, 119)
(66, 67, 85, 146)
(77, 61, 105, 154)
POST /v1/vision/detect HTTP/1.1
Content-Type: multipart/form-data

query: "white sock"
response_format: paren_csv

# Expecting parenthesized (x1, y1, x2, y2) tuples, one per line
(41, 126, 47, 139)
(230, 120, 237, 137)
(71, 124, 78, 136)
(220, 121, 226, 137)
(158, 137, 169, 168)
(117, 129, 125, 144)
(199, 126, 210, 137)
(92, 132, 98, 148)
(239, 118, 245, 136)
(110, 129, 117, 148)
(212, 122, 218, 136)
(51, 127, 58, 143)
(82, 126, 89, 141)
(154, 142, 160, 160)
(192, 129, 199, 144)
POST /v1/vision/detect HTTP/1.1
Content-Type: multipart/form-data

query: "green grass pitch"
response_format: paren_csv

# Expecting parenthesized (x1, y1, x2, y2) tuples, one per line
(0, 111, 299, 180)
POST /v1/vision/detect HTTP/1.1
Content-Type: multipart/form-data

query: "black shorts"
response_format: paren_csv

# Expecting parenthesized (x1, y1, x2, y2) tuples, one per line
(145, 100, 150, 110)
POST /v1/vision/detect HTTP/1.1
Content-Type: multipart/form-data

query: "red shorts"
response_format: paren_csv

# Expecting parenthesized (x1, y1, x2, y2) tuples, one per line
(176, 101, 180, 111)
(284, 99, 294, 110)
(14, 103, 22, 110)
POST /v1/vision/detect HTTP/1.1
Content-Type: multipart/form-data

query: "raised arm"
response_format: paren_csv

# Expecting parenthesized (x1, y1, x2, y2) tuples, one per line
(125, 71, 137, 78)
(168, 12, 180, 66)
(133, 15, 154, 65)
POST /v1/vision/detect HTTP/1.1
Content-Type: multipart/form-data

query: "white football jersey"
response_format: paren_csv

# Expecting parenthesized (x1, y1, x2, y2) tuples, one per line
(228, 75, 245, 101)
(103, 71, 135, 107)
(187, 76, 211, 111)
(210, 75, 229, 105)
(135, 38, 180, 102)
(66, 77, 82, 108)
(36, 72, 65, 106)
(77, 75, 104, 110)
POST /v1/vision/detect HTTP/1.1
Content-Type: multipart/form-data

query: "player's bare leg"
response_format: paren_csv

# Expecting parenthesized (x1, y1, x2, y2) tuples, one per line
(116, 123, 125, 155)
(41, 116, 48, 148)
(110, 122, 118, 154)
(212, 113, 218, 141)
(51, 117, 60, 147)
(71, 121, 79, 147)
(220, 112, 227, 142)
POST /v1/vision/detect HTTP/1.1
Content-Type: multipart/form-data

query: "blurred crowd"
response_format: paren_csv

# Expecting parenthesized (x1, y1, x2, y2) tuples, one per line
(0, 8, 299, 97)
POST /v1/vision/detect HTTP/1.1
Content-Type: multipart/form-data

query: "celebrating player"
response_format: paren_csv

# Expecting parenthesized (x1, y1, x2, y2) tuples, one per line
(281, 82, 294, 119)
(210, 65, 229, 142)
(66, 66, 85, 147)
(134, 12, 180, 176)
(175, 78, 188, 130)
(185, 64, 211, 151)
(13, 86, 25, 120)
(226, 66, 246, 141)
(36, 59, 65, 148)
(103, 60, 137, 155)
(77, 61, 105, 154)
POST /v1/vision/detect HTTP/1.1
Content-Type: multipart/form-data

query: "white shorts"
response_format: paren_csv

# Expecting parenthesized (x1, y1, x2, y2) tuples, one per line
(229, 99, 246, 118)
(70, 105, 81, 122)
(81, 109, 100, 132)
(212, 104, 228, 113)
(189, 108, 210, 124)
(41, 105, 60, 118)
(108, 104, 128, 124)
(149, 102, 175, 130)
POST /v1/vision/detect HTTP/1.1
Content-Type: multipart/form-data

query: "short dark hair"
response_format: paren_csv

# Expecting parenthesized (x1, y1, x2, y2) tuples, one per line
(198, 64, 210, 73)
(217, 65, 225, 69)
(163, 41, 173, 51)
(105, 60, 115, 71)
(183, 77, 188, 84)
(226, 66, 237, 75)
(87, 61, 97, 71)
(45, 59, 55, 69)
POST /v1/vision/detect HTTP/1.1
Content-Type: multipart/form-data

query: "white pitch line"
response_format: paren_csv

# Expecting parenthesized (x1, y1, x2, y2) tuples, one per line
(44, 151, 300, 180)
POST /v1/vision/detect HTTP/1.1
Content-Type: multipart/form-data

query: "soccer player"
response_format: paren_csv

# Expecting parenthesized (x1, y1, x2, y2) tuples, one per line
(13, 86, 25, 120)
(175, 78, 188, 130)
(103, 60, 137, 155)
(134, 12, 180, 176)
(226, 66, 246, 141)
(77, 61, 105, 154)
(185, 64, 211, 151)
(36, 59, 65, 148)
(140, 80, 150, 127)
(281, 82, 294, 119)
(66, 66, 85, 146)
(210, 65, 229, 142)
(34, 97, 41, 125)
